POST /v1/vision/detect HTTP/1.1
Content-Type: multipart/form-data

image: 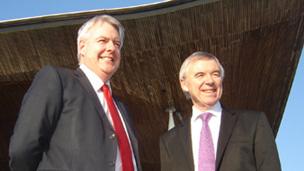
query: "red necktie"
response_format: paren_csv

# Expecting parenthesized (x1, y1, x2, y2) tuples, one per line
(102, 84, 134, 171)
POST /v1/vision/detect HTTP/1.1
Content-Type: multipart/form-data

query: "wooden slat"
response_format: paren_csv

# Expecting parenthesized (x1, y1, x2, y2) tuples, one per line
(0, 0, 303, 170)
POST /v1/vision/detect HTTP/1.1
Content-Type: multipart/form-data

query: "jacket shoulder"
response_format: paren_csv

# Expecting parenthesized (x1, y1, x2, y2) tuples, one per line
(225, 108, 265, 118)
(41, 65, 74, 74)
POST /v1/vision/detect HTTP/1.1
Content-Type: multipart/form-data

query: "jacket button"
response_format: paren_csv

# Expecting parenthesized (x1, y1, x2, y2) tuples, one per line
(108, 161, 115, 166)
(109, 133, 115, 139)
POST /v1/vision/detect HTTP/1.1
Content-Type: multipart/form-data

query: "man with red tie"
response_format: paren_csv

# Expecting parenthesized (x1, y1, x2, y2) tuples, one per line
(160, 51, 281, 171)
(9, 15, 141, 171)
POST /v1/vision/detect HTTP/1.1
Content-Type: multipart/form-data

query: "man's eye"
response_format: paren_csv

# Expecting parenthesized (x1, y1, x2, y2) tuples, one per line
(213, 72, 220, 77)
(195, 73, 204, 78)
(98, 39, 107, 43)
(114, 41, 121, 48)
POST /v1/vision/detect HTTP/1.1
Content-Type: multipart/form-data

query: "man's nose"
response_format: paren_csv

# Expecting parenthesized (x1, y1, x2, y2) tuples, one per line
(106, 41, 116, 51)
(205, 74, 215, 84)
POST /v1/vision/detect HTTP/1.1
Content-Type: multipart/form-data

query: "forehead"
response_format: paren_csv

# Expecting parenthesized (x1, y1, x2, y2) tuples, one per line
(87, 22, 120, 38)
(188, 58, 220, 73)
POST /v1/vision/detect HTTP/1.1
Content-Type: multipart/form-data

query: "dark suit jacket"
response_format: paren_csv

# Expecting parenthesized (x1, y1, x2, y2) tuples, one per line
(160, 108, 281, 171)
(9, 65, 142, 171)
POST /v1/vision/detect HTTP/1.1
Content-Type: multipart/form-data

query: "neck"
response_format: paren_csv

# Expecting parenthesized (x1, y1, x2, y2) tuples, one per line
(193, 102, 219, 112)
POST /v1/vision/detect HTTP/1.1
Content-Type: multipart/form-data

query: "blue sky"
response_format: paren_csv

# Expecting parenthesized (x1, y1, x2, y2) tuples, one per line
(276, 52, 304, 170)
(1, 0, 303, 170)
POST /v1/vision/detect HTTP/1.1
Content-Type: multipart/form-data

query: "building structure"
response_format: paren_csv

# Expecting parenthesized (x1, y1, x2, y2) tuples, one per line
(0, 0, 303, 170)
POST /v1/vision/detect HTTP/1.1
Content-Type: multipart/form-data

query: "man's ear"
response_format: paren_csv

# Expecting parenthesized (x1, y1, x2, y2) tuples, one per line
(180, 79, 189, 92)
(79, 40, 86, 57)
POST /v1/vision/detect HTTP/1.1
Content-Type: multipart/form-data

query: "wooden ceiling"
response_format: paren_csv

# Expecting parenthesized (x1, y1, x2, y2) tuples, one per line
(0, 0, 303, 170)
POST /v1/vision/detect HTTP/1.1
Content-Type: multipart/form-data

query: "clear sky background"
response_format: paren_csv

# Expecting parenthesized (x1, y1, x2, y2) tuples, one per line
(1, 0, 303, 170)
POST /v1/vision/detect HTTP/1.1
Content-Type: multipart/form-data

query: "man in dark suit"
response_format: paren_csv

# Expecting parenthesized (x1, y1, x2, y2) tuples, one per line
(160, 51, 281, 171)
(9, 15, 141, 171)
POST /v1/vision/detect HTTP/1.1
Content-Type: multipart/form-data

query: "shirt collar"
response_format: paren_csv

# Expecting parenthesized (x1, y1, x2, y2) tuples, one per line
(79, 64, 111, 92)
(192, 101, 222, 120)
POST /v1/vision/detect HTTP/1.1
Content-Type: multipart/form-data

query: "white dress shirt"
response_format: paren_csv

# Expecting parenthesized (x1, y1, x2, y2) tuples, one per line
(80, 64, 137, 171)
(191, 101, 222, 171)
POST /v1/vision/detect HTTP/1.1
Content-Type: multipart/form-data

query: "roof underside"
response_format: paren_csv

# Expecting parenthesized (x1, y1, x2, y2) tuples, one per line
(0, 0, 303, 170)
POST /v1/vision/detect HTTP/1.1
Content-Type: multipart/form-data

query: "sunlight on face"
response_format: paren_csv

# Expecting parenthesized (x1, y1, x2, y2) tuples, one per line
(79, 22, 121, 81)
(180, 59, 223, 111)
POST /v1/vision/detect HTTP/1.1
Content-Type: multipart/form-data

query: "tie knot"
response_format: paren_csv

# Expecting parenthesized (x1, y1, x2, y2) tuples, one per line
(102, 84, 110, 92)
(201, 112, 212, 122)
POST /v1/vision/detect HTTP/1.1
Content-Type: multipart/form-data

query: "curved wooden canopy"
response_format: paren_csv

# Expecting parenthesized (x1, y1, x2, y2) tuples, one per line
(0, 0, 303, 170)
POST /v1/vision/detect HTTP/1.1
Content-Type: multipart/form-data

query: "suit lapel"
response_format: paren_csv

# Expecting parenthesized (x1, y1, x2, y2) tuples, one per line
(74, 68, 113, 131)
(215, 109, 237, 170)
(114, 98, 137, 147)
(75, 68, 141, 169)
(114, 98, 134, 135)
(178, 118, 195, 171)
(114, 99, 141, 168)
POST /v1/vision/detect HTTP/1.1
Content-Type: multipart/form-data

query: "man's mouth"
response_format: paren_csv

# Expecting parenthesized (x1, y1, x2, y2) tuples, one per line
(99, 56, 114, 62)
(202, 89, 216, 93)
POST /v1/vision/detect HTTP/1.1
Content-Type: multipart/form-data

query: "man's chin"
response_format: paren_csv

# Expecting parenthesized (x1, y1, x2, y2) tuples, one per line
(100, 67, 118, 76)
(204, 99, 218, 106)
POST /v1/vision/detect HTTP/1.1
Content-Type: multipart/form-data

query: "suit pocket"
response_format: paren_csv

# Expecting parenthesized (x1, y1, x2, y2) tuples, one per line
(223, 141, 256, 170)
(229, 132, 253, 143)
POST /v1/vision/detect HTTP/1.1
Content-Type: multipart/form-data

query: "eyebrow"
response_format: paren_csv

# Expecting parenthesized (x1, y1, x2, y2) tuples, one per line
(96, 36, 121, 42)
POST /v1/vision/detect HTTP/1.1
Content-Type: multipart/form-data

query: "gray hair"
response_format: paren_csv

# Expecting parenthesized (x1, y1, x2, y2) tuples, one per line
(179, 51, 225, 99)
(77, 15, 125, 61)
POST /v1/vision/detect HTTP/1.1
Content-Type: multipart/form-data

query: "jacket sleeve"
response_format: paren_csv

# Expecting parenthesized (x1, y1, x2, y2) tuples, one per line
(9, 66, 63, 171)
(254, 112, 281, 171)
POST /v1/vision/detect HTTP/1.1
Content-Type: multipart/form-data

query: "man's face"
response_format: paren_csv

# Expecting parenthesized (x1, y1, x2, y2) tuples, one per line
(79, 22, 121, 81)
(180, 58, 223, 111)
